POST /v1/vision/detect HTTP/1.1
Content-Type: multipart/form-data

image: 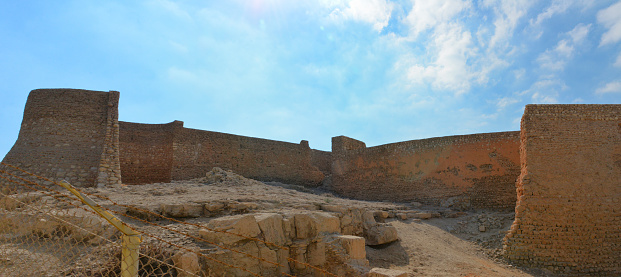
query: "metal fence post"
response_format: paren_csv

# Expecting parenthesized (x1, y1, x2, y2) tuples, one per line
(122, 234, 142, 277)
(58, 181, 142, 277)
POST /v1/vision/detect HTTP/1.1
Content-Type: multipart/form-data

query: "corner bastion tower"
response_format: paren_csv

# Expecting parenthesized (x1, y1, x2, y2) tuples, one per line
(2, 89, 122, 187)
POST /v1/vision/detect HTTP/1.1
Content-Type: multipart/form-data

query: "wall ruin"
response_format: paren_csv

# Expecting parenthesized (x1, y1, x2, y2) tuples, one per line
(119, 121, 182, 184)
(171, 128, 325, 186)
(331, 132, 521, 210)
(503, 105, 621, 275)
(1, 89, 121, 187)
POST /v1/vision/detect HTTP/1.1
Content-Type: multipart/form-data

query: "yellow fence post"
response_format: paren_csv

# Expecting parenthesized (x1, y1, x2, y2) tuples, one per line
(122, 234, 142, 277)
(58, 181, 142, 277)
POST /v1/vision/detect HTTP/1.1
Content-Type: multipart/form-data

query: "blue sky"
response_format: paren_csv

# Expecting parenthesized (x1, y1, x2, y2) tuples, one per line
(1, 0, 620, 155)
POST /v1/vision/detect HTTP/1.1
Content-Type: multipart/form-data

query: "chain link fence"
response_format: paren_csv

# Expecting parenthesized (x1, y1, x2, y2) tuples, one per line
(0, 162, 340, 277)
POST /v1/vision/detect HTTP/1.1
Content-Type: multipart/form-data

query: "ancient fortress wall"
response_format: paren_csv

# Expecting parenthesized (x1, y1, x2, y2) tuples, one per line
(504, 105, 621, 275)
(310, 149, 332, 176)
(171, 128, 325, 186)
(119, 121, 182, 184)
(331, 132, 521, 210)
(1, 89, 121, 187)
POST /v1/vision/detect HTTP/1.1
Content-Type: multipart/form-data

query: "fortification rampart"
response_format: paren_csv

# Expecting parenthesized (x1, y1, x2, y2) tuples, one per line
(1, 89, 121, 187)
(119, 121, 182, 184)
(503, 105, 621, 275)
(171, 127, 325, 186)
(4, 89, 621, 275)
(331, 132, 521, 210)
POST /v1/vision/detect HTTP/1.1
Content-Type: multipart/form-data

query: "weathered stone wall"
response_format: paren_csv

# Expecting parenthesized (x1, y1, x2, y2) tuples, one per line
(1, 89, 121, 187)
(331, 132, 521, 210)
(503, 105, 621, 275)
(119, 121, 183, 184)
(171, 128, 325, 186)
(310, 149, 332, 176)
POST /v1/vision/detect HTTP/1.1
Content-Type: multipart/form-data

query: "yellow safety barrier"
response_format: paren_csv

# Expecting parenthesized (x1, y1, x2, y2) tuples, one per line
(58, 180, 142, 277)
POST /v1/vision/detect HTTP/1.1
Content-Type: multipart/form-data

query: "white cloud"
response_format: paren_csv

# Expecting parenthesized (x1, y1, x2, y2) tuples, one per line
(482, 0, 534, 49)
(405, 23, 476, 94)
(403, 0, 471, 37)
(597, 1, 621, 46)
(568, 23, 590, 43)
(532, 92, 558, 103)
(572, 98, 585, 103)
(595, 81, 621, 94)
(615, 52, 621, 67)
(328, 0, 395, 32)
(536, 23, 590, 71)
(496, 96, 519, 110)
(530, 0, 571, 27)
(520, 78, 564, 104)
(513, 68, 526, 80)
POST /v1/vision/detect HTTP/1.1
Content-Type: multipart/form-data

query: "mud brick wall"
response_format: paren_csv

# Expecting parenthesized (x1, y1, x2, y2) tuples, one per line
(331, 132, 520, 210)
(171, 128, 325, 186)
(504, 105, 621, 275)
(119, 121, 183, 184)
(310, 149, 332, 176)
(1, 89, 121, 187)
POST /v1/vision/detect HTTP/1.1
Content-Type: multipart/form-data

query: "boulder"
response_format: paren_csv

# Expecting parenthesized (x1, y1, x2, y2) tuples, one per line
(160, 203, 203, 218)
(368, 268, 409, 277)
(254, 213, 286, 246)
(337, 235, 366, 260)
(373, 210, 389, 222)
(198, 214, 261, 245)
(364, 224, 399, 246)
(172, 251, 200, 277)
(293, 212, 340, 239)
(412, 212, 432, 220)
(321, 204, 348, 214)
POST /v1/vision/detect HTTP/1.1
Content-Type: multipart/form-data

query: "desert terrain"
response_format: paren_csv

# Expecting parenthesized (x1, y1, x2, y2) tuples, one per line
(84, 168, 538, 277)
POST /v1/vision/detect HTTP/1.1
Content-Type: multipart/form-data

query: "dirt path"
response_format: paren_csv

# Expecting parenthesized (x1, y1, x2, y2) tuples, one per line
(367, 219, 532, 276)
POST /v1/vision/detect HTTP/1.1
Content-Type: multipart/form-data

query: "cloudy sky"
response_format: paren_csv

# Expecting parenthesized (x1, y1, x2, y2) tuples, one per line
(1, 0, 620, 156)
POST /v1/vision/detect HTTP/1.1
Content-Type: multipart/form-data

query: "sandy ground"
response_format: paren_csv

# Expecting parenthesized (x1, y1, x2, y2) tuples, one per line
(366, 220, 530, 276)
(81, 169, 535, 277)
(4, 168, 541, 276)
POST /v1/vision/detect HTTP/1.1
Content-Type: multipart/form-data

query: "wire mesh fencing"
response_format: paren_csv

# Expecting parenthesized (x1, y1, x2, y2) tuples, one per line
(0, 162, 342, 277)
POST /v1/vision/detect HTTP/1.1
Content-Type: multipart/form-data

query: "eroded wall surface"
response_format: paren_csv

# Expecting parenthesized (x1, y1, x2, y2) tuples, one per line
(503, 105, 621, 275)
(171, 128, 325, 186)
(331, 132, 521, 210)
(119, 121, 182, 184)
(2, 89, 121, 187)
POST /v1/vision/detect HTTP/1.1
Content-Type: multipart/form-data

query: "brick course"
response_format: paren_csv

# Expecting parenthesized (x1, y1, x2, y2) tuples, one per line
(119, 121, 182, 184)
(171, 127, 325, 186)
(1, 89, 121, 187)
(503, 104, 621, 275)
(331, 133, 521, 210)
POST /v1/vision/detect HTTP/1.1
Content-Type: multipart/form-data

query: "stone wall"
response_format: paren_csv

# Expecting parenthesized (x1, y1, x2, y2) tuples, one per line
(503, 105, 621, 275)
(171, 128, 325, 186)
(119, 121, 182, 184)
(1, 89, 121, 187)
(331, 132, 521, 210)
(310, 149, 332, 176)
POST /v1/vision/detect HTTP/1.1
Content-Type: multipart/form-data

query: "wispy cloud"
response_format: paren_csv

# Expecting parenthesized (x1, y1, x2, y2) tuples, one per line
(482, 0, 534, 50)
(536, 23, 590, 71)
(530, 0, 571, 28)
(520, 78, 566, 104)
(615, 52, 621, 67)
(405, 23, 476, 94)
(597, 1, 621, 46)
(596, 81, 621, 94)
(328, 0, 395, 32)
(403, 0, 471, 38)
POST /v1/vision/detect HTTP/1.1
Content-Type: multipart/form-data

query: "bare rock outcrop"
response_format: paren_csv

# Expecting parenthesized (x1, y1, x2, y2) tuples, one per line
(193, 211, 371, 276)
